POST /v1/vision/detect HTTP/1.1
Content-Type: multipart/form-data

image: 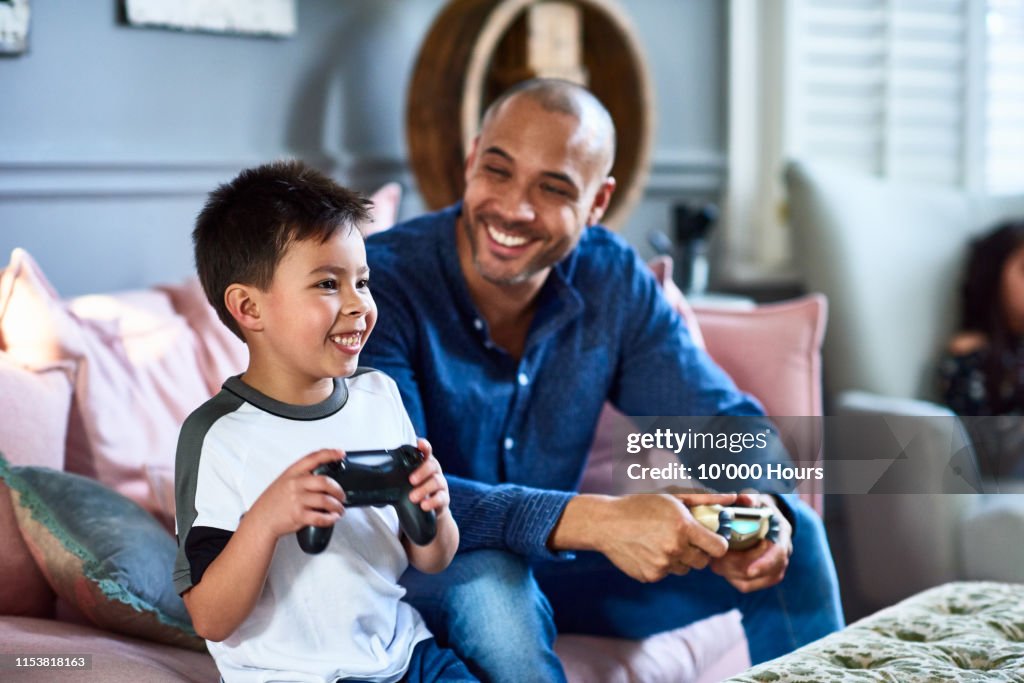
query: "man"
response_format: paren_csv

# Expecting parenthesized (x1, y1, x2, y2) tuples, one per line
(364, 79, 843, 682)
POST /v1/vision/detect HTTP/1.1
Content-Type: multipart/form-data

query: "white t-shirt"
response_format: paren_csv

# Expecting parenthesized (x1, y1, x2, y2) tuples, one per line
(174, 370, 432, 683)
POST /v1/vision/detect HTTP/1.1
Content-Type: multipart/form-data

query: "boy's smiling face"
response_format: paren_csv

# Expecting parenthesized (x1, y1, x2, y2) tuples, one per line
(240, 227, 376, 403)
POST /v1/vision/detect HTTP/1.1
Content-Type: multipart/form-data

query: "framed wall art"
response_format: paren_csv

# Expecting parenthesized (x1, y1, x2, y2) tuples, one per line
(0, 0, 30, 55)
(122, 0, 296, 38)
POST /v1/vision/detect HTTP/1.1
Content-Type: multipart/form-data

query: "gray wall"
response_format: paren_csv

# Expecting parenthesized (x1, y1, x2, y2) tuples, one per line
(0, 0, 726, 297)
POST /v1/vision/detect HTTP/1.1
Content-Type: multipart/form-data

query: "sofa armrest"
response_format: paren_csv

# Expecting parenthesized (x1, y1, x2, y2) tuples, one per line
(830, 391, 981, 493)
(829, 391, 980, 609)
(836, 391, 956, 418)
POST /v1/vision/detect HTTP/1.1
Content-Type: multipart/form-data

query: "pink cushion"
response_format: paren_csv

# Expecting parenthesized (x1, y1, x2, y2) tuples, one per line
(556, 610, 749, 683)
(361, 182, 404, 236)
(694, 294, 828, 511)
(0, 353, 72, 471)
(693, 294, 826, 419)
(158, 277, 248, 396)
(0, 353, 74, 618)
(646, 255, 706, 348)
(0, 249, 213, 529)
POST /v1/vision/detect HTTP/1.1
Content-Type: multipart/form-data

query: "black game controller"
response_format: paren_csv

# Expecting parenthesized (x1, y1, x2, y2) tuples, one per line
(296, 445, 437, 554)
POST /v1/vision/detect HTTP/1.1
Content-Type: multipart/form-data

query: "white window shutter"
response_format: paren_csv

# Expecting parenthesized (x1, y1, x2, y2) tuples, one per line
(986, 0, 1024, 193)
(790, 0, 969, 187)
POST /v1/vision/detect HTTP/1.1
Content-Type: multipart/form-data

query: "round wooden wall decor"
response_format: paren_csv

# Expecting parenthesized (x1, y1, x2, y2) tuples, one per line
(407, 0, 654, 230)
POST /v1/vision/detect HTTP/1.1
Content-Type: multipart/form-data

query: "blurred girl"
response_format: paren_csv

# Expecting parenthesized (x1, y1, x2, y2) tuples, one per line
(939, 221, 1024, 479)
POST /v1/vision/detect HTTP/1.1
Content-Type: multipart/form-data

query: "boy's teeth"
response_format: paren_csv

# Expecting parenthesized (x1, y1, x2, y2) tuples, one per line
(486, 223, 528, 247)
(331, 333, 361, 346)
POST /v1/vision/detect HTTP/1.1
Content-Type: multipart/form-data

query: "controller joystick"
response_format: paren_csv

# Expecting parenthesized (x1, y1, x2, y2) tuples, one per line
(691, 504, 779, 551)
(296, 445, 437, 554)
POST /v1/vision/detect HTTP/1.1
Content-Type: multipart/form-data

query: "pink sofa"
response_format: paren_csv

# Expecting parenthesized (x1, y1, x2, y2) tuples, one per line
(0, 244, 826, 682)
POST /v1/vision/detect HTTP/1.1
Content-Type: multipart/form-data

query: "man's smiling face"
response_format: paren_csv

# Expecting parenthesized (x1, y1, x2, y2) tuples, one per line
(459, 94, 613, 288)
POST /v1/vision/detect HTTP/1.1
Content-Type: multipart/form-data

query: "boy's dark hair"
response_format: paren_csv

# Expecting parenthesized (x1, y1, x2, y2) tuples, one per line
(193, 160, 372, 340)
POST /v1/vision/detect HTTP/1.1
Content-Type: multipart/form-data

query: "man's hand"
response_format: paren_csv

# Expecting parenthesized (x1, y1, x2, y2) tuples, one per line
(554, 492, 739, 583)
(709, 493, 793, 593)
(244, 448, 347, 541)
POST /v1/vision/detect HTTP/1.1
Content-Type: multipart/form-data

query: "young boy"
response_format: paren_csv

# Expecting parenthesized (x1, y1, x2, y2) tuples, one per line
(172, 161, 471, 682)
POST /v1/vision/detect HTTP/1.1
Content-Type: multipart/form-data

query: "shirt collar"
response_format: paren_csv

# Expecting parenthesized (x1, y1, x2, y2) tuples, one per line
(223, 375, 348, 420)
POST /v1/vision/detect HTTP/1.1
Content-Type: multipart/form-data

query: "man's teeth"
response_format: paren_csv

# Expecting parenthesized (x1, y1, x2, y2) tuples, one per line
(486, 223, 529, 247)
(330, 333, 361, 346)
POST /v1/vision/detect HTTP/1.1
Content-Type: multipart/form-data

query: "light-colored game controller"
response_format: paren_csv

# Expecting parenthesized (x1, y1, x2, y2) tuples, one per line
(691, 504, 779, 551)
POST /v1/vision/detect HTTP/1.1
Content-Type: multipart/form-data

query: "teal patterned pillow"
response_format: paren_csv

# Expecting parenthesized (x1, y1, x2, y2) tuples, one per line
(0, 455, 204, 650)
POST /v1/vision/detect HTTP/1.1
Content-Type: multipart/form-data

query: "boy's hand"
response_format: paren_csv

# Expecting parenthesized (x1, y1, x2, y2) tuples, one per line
(403, 437, 459, 573)
(407, 438, 450, 515)
(246, 448, 347, 540)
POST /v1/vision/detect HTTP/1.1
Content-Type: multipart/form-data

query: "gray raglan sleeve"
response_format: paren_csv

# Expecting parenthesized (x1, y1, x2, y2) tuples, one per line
(173, 391, 245, 595)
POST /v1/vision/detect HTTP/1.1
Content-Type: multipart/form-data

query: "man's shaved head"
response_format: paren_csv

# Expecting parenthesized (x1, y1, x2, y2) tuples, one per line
(480, 79, 617, 176)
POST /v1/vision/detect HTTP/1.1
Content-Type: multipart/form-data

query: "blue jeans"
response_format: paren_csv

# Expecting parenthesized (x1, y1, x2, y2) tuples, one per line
(400, 500, 843, 683)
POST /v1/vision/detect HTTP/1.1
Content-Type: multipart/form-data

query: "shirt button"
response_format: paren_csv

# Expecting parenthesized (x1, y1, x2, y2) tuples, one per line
(517, 373, 529, 386)
(504, 437, 514, 450)
(473, 318, 483, 331)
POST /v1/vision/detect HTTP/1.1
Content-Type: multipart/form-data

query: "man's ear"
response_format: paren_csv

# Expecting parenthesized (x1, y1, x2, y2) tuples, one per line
(463, 136, 480, 185)
(224, 283, 264, 334)
(586, 176, 617, 226)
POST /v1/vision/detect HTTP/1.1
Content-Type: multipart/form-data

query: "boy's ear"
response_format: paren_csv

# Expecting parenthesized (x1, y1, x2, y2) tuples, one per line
(224, 283, 264, 334)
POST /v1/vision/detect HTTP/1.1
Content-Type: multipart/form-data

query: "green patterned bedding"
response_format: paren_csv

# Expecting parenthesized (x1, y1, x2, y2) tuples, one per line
(726, 582, 1024, 682)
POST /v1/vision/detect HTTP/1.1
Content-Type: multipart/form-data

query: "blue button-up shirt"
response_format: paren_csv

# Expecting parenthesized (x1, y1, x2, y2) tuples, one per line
(364, 203, 785, 560)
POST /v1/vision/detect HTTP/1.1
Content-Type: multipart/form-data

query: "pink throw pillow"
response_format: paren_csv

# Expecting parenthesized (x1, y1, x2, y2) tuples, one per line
(646, 255, 706, 348)
(0, 353, 72, 470)
(693, 294, 826, 420)
(159, 277, 248, 396)
(694, 295, 828, 511)
(361, 182, 403, 236)
(0, 353, 74, 617)
(0, 249, 213, 529)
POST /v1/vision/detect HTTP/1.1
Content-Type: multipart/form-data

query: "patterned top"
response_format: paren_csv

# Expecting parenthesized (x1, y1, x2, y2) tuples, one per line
(938, 345, 1024, 416)
(938, 345, 1024, 480)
